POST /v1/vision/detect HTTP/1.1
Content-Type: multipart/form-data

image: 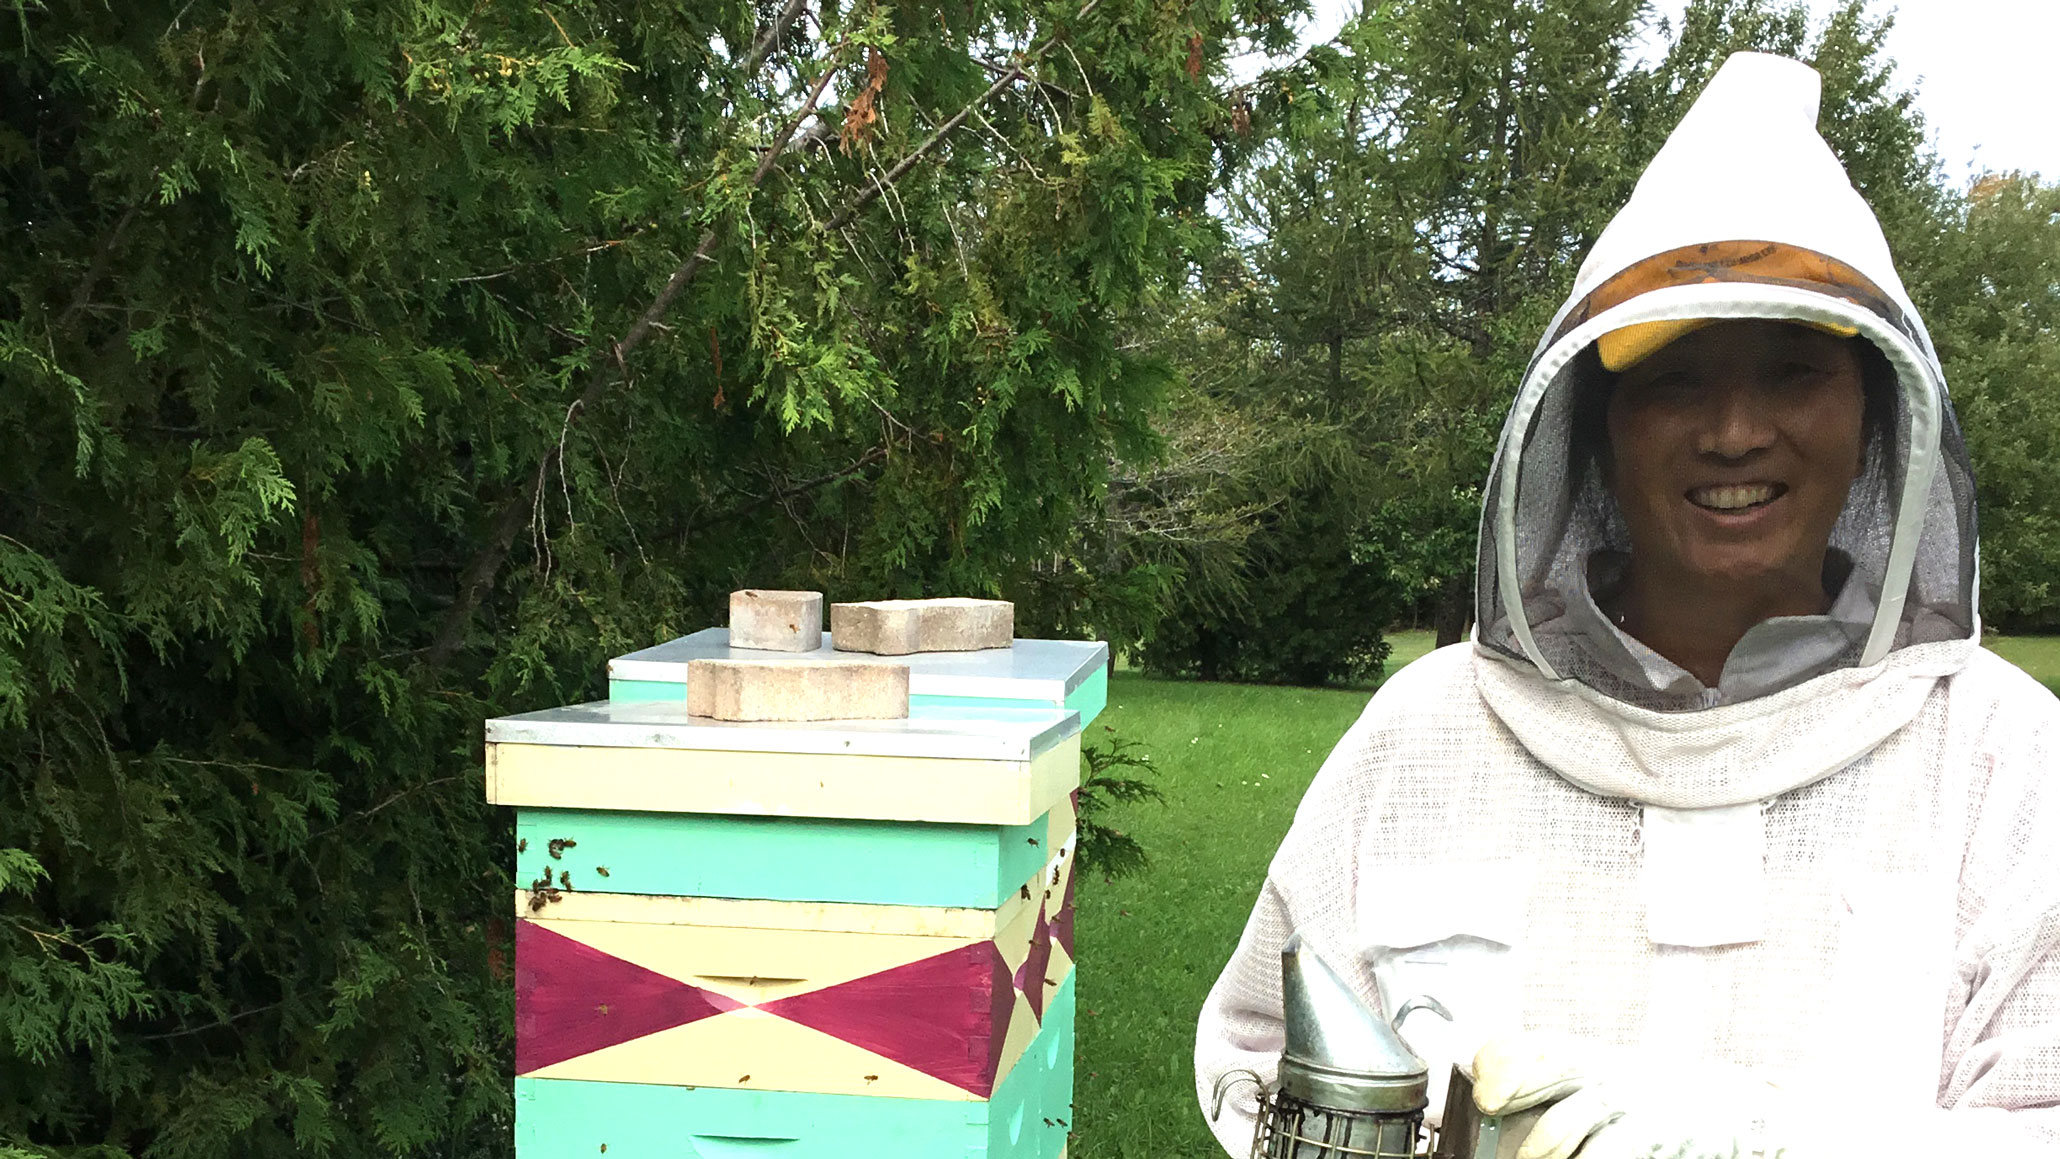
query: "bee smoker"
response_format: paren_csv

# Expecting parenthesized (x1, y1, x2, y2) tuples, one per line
(1209, 932, 1547, 1159)
(1211, 932, 1451, 1158)
(1427, 1067, 1548, 1159)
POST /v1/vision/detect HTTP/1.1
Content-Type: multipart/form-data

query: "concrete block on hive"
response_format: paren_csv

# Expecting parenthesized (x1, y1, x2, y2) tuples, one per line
(728, 589, 824, 652)
(830, 598, 1013, 655)
(685, 658, 908, 721)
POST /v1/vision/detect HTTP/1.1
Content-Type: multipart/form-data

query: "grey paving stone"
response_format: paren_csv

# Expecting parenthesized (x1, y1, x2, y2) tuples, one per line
(684, 658, 909, 721)
(728, 589, 824, 652)
(830, 598, 1014, 655)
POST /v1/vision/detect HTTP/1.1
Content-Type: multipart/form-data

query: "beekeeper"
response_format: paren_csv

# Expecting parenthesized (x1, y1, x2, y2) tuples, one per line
(1196, 52, 2060, 1159)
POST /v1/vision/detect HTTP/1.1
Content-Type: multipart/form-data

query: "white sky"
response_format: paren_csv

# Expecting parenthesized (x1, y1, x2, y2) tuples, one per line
(1237, 1, 2058, 184)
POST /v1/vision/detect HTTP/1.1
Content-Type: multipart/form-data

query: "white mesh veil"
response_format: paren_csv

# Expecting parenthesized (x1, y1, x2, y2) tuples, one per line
(1471, 57, 1978, 707)
(1473, 280, 1979, 709)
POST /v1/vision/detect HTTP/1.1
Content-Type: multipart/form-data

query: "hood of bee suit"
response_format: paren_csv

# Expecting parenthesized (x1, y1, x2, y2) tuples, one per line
(1470, 52, 1980, 814)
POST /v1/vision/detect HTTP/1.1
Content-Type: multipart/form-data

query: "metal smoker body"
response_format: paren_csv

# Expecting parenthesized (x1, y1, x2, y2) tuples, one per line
(1211, 933, 1449, 1159)
(1210, 933, 1544, 1159)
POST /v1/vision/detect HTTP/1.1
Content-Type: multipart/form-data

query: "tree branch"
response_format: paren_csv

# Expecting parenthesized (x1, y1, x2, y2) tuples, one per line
(305, 775, 467, 841)
(742, 0, 810, 74)
(424, 32, 842, 668)
(822, 0, 1102, 233)
(664, 445, 890, 545)
(977, 56, 1080, 100)
(708, 446, 888, 527)
(57, 170, 160, 329)
(137, 1000, 284, 1042)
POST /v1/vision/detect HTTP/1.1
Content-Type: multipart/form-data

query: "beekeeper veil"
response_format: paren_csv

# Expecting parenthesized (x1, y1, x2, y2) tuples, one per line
(1475, 52, 1978, 713)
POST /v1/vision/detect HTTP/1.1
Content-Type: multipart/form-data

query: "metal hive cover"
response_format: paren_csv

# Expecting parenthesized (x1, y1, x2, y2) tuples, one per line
(610, 627, 1107, 702)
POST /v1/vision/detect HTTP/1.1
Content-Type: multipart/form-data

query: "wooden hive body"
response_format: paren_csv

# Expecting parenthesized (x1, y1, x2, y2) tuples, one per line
(488, 635, 1101, 1158)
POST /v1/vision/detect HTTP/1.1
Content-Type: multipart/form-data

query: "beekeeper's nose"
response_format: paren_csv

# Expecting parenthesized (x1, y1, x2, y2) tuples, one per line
(1695, 376, 1776, 461)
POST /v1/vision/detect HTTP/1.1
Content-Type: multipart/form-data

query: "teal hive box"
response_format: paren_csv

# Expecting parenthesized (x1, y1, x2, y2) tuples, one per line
(606, 628, 1109, 727)
(488, 635, 1099, 1156)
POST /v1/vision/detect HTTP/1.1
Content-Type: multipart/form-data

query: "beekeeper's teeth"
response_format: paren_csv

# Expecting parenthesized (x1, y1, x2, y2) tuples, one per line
(1690, 484, 1778, 510)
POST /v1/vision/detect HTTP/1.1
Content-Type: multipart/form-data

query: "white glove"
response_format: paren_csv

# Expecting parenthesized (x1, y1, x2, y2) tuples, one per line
(1471, 1032, 1817, 1159)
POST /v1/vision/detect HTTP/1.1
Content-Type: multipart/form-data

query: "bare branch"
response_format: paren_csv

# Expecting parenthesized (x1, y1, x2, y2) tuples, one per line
(822, 0, 1102, 233)
(137, 1001, 285, 1043)
(57, 169, 160, 328)
(425, 38, 846, 668)
(305, 775, 467, 841)
(742, 0, 811, 75)
(450, 238, 625, 284)
(977, 56, 1080, 100)
(703, 446, 888, 527)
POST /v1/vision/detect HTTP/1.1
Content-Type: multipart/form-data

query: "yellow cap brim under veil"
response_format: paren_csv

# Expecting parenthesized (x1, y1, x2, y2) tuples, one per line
(1597, 316, 1860, 372)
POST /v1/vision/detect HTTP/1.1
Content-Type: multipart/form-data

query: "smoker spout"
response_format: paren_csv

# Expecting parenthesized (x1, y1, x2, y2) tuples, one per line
(1278, 932, 1433, 1113)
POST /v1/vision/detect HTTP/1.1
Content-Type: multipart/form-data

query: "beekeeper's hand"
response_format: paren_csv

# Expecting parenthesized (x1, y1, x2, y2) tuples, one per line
(1471, 1032, 1815, 1159)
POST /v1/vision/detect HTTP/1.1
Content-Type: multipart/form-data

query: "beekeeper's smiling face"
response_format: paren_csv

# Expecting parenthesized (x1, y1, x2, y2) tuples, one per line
(1606, 319, 1866, 598)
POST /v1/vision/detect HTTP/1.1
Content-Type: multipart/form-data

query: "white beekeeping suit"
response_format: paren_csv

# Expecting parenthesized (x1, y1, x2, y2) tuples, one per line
(1195, 53, 2060, 1157)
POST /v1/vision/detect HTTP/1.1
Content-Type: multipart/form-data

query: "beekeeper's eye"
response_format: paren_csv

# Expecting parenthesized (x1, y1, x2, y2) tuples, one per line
(1624, 367, 1695, 398)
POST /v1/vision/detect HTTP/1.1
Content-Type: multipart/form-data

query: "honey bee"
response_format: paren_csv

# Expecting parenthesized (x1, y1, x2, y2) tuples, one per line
(595, 866, 610, 878)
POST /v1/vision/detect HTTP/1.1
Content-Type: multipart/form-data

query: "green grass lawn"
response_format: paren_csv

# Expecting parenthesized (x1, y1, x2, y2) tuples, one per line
(1071, 633, 1443, 1158)
(1069, 629, 2054, 1157)
(1071, 671, 1377, 1158)
(1985, 633, 2060, 694)
(1384, 628, 1438, 675)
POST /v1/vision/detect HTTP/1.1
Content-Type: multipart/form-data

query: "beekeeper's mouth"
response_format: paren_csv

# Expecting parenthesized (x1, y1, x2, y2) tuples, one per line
(1686, 482, 1787, 512)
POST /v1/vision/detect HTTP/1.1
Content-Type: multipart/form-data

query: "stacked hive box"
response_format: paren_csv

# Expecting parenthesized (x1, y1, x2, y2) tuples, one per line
(486, 631, 1107, 1158)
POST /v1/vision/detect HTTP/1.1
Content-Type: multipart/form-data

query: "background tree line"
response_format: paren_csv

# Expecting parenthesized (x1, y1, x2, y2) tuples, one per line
(1, 0, 2054, 1155)
(1132, 0, 2060, 683)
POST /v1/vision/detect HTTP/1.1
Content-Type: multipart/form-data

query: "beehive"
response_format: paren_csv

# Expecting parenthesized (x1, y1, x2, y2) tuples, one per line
(488, 635, 1104, 1158)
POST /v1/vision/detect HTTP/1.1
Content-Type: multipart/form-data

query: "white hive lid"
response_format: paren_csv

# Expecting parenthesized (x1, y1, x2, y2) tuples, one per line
(485, 697, 1078, 763)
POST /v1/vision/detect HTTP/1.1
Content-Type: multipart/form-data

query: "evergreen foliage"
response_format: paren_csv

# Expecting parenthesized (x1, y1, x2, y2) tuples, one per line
(1, 1, 1294, 1153)
(1131, 0, 2024, 682)
(1909, 174, 2060, 630)
(3, 0, 2057, 1152)
(1141, 0, 1649, 677)
(1073, 735, 1161, 879)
